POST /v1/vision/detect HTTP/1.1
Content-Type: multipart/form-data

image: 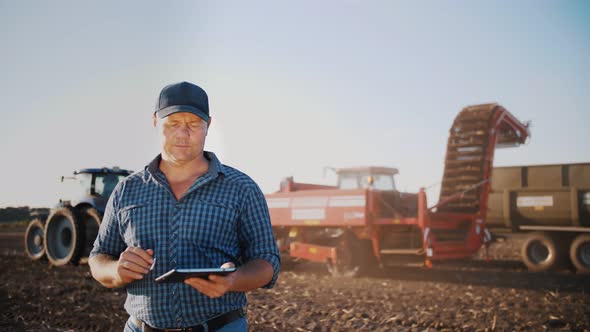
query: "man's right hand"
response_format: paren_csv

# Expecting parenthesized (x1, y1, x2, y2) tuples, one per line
(115, 247, 154, 285)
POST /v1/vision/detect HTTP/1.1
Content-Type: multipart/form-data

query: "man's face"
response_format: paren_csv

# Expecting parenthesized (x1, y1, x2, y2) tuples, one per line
(156, 112, 209, 164)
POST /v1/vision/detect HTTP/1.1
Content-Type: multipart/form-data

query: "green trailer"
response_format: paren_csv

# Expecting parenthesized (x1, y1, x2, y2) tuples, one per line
(487, 162, 590, 273)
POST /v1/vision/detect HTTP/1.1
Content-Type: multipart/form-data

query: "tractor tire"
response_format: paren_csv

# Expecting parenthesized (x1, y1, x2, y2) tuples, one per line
(570, 234, 590, 275)
(326, 232, 376, 278)
(44, 207, 84, 266)
(24, 218, 46, 260)
(77, 207, 101, 258)
(521, 232, 565, 272)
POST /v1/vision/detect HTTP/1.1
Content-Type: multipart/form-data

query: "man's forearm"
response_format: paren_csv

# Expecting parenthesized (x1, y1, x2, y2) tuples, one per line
(88, 254, 125, 288)
(230, 259, 274, 292)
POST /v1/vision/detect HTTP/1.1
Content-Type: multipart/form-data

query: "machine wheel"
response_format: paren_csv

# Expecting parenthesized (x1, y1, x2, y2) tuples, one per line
(279, 253, 300, 271)
(44, 207, 84, 266)
(77, 207, 101, 258)
(326, 232, 376, 277)
(570, 234, 590, 274)
(521, 232, 564, 272)
(276, 237, 299, 270)
(24, 218, 46, 260)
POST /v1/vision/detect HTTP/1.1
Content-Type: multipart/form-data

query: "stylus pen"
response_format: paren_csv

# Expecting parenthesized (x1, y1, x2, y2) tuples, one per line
(150, 258, 156, 271)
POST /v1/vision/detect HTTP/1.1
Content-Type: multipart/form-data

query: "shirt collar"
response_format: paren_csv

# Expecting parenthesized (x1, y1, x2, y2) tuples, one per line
(204, 151, 226, 176)
(146, 151, 226, 178)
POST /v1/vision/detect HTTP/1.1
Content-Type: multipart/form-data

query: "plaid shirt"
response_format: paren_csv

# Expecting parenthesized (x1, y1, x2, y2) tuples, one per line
(90, 151, 280, 328)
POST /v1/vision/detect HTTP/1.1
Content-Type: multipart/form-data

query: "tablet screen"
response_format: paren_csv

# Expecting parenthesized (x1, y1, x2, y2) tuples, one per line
(154, 267, 237, 283)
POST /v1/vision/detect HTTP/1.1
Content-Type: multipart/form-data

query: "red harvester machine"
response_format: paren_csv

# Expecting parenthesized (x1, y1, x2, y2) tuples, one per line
(266, 103, 530, 276)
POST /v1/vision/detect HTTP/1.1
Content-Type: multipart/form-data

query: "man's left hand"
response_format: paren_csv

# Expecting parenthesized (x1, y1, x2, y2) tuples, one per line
(184, 262, 236, 298)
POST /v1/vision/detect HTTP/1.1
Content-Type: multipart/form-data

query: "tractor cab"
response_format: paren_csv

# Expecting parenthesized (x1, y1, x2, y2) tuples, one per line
(60, 167, 132, 212)
(337, 166, 418, 218)
(277, 166, 399, 193)
(336, 166, 399, 191)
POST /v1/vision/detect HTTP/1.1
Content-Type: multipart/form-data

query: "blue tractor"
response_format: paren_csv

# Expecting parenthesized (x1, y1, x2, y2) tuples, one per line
(24, 167, 132, 266)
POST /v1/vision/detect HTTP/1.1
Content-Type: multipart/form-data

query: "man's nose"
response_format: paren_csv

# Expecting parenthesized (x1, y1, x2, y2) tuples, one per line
(175, 124, 190, 137)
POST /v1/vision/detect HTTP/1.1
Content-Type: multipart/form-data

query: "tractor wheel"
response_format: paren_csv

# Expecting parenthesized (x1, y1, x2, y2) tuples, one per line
(44, 207, 84, 266)
(77, 207, 101, 258)
(24, 218, 46, 260)
(521, 232, 565, 272)
(326, 232, 376, 277)
(570, 234, 590, 275)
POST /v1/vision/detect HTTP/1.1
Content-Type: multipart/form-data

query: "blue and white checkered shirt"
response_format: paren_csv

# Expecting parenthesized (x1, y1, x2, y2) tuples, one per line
(90, 151, 280, 328)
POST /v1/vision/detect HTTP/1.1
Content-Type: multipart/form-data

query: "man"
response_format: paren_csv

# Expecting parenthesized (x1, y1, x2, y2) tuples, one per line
(89, 81, 280, 332)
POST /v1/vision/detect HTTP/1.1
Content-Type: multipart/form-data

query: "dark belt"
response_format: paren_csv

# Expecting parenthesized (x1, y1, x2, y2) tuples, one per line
(131, 308, 245, 332)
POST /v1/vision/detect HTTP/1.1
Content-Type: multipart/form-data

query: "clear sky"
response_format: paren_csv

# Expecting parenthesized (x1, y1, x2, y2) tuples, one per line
(1, 1, 589, 208)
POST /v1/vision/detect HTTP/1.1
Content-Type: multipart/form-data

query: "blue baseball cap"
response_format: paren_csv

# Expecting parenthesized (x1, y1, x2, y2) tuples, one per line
(155, 81, 210, 122)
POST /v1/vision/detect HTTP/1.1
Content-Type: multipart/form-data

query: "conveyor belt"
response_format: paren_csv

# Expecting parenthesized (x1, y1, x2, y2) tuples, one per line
(438, 104, 499, 213)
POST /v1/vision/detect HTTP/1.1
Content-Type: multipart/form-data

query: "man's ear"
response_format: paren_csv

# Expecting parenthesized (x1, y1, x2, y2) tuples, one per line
(206, 117, 212, 135)
(153, 114, 157, 127)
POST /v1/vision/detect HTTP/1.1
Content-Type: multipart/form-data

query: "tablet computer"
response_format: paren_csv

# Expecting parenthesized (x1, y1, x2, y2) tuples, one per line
(154, 267, 237, 283)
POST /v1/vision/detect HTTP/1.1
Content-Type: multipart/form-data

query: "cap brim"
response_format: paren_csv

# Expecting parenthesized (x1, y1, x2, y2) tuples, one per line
(156, 105, 209, 122)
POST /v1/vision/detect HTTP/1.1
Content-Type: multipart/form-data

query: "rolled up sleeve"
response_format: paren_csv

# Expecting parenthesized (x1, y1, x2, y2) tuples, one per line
(238, 185, 281, 289)
(90, 182, 126, 259)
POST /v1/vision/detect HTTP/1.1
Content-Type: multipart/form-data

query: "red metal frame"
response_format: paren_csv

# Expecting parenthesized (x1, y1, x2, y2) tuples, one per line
(266, 189, 369, 227)
(424, 105, 529, 260)
(289, 242, 338, 264)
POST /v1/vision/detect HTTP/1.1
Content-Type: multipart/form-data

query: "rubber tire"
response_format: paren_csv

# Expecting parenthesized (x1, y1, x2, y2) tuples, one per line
(327, 232, 376, 278)
(276, 237, 300, 271)
(521, 232, 563, 272)
(24, 218, 46, 260)
(77, 207, 101, 258)
(44, 207, 83, 266)
(570, 234, 590, 275)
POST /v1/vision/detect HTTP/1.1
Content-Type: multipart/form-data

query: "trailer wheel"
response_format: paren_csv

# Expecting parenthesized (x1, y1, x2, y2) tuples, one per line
(327, 233, 375, 277)
(24, 218, 46, 260)
(570, 234, 590, 274)
(521, 232, 562, 272)
(77, 207, 101, 258)
(44, 207, 83, 266)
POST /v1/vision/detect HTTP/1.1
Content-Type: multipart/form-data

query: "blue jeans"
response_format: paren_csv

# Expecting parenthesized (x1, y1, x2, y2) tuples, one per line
(124, 316, 248, 332)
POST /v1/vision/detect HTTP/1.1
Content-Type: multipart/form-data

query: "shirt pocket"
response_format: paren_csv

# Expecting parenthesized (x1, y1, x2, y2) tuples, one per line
(118, 201, 162, 250)
(182, 199, 239, 250)
(189, 241, 241, 268)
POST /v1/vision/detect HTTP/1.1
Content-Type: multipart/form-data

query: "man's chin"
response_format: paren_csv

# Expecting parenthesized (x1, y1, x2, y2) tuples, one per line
(163, 152, 200, 163)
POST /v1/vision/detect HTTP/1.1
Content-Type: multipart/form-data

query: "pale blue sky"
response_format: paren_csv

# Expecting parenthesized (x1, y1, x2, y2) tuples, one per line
(1, 1, 589, 207)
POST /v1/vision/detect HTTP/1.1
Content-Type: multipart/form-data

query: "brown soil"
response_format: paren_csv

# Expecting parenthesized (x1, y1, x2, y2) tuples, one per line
(1, 227, 589, 331)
